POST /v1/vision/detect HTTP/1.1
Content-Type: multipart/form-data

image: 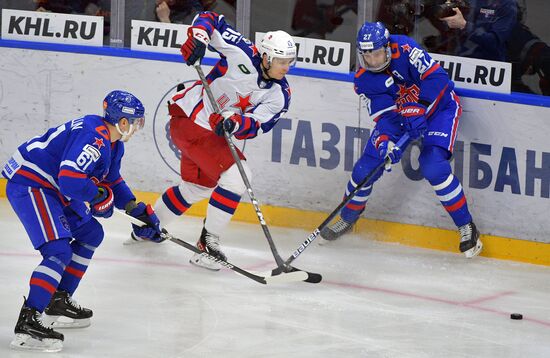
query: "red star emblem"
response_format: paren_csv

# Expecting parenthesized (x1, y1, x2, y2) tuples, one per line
(231, 93, 255, 113)
(249, 44, 258, 56)
(93, 137, 105, 149)
(401, 44, 412, 53)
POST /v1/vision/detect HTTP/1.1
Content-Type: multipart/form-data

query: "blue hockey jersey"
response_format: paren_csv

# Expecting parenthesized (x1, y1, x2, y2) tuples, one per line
(2, 115, 135, 209)
(354, 35, 454, 123)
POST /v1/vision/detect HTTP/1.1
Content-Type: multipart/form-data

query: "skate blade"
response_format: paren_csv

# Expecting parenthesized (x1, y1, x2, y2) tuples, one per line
(10, 333, 63, 352)
(189, 255, 221, 271)
(43, 314, 91, 329)
(464, 240, 483, 259)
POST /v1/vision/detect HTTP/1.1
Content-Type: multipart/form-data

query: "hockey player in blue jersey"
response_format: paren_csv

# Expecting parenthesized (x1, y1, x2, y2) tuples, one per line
(320, 22, 483, 259)
(126, 12, 297, 271)
(2, 90, 163, 352)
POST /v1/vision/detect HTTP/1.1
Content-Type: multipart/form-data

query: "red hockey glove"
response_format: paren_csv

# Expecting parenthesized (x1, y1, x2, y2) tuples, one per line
(399, 102, 428, 139)
(180, 27, 209, 66)
(90, 183, 114, 218)
(209, 111, 241, 136)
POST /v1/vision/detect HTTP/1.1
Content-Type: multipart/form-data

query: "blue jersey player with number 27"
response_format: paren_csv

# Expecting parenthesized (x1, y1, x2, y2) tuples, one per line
(320, 22, 483, 259)
(2, 90, 164, 352)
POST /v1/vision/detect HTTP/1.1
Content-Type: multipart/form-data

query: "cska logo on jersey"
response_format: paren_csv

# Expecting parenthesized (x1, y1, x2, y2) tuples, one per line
(231, 92, 255, 113)
(401, 44, 412, 53)
(93, 137, 105, 150)
(396, 84, 420, 105)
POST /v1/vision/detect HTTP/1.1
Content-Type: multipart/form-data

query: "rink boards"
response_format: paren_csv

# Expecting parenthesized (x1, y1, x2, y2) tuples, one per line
(0, 45, 549, 263)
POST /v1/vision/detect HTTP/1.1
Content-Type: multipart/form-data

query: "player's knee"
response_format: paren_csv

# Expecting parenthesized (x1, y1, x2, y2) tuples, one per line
(72, 218, 104, 248)
(39, 238, 73, 267)
(351, 153, 384, 186)
(218, 162, 249, 195)
(419, 146, 451, 183)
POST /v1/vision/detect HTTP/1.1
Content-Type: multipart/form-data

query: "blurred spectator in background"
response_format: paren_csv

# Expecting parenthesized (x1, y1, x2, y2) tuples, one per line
(507, 1, 550, 95)
(438, 0, 517, 61)
(155, 0, 215, 24)
(35, 0, 110, 35)
(291, 0, 357, 38)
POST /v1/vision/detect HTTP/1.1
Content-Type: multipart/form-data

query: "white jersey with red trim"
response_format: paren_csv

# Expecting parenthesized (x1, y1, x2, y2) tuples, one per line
(172, 11, 291, 140)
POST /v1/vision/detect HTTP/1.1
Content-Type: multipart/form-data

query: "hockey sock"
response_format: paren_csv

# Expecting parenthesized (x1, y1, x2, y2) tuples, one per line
(160, 185, 192, 216)
(58, 218, 103, 295)
(57, 240, 97, 295)
(431, 173, 472, 227)
(27, 239, 72, 312)
(205, 186, 241, 235)
(340, 177, 372, 223)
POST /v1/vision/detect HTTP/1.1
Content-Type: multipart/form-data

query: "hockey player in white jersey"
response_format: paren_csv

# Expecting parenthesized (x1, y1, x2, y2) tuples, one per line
(126, 11, 296, 271)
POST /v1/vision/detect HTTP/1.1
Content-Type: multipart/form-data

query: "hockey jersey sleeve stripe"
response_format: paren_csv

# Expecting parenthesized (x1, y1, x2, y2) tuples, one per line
(190, 100, 205, 121)
(106, 176, 124, 186)
(58, 169, 87, 179)
(234, 115, 260, 139)
(425, 84, 448, 117)
(193, 11, 220, 35)
(420, 63, 440, 80)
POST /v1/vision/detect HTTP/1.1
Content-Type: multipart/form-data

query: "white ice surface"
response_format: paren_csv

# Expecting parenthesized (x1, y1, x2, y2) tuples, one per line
(1, 199, 549, 358)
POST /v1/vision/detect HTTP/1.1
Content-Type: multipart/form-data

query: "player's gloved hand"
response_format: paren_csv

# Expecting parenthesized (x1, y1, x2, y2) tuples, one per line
(399, 102, 428, 139)
(127, 202, 165, 243)
(209, 111, 241, 136)
(90, 183, 114, 218)
(375, 135, 402, 171)
(180, 27, 209, 65)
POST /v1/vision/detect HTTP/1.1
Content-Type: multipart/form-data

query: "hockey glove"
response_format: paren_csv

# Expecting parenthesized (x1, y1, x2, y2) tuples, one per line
(90, 184, 114, 218)
(375, 135, 402, 172)
(127, 202, 165, 243)
(399, 102, 428, 139)
(209, 111, 241, 136)
(180, 27, 209, 66)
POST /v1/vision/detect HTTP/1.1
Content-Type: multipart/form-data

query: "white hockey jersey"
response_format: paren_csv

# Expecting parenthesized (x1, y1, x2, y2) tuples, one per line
(172, 11, 291, 140)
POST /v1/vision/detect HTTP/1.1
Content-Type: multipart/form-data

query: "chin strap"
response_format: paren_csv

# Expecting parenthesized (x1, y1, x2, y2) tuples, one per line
(115, 123, 135, 142)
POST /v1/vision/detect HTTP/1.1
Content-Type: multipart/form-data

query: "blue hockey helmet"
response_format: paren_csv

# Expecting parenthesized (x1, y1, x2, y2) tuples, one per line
(103, 90, 145, 142)
(356, 21, 391, 72)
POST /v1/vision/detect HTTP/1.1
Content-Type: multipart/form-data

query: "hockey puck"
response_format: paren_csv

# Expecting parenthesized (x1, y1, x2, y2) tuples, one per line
(510, 313, 523, 320)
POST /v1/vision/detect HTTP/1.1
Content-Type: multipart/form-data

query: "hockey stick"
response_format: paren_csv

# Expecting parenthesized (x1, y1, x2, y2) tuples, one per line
(114, 210, 309, 285)
(193, 63, 322, 284)
(282, 133, 411, 267)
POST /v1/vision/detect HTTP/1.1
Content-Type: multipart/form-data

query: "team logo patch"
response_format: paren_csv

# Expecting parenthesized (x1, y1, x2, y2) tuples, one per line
(59, 215, 70, 232)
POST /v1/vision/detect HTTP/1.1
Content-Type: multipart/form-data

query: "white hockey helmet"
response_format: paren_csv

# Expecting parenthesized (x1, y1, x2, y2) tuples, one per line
(259, 30, 297, 66)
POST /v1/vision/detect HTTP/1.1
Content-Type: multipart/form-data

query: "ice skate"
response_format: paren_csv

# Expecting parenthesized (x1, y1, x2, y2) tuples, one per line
(43, 290, 93, 328)
(189, 225, 227, 271)
(459, 222, 483, 258)
(10, 300, 64, 352)
(319, 217, 355, 243)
